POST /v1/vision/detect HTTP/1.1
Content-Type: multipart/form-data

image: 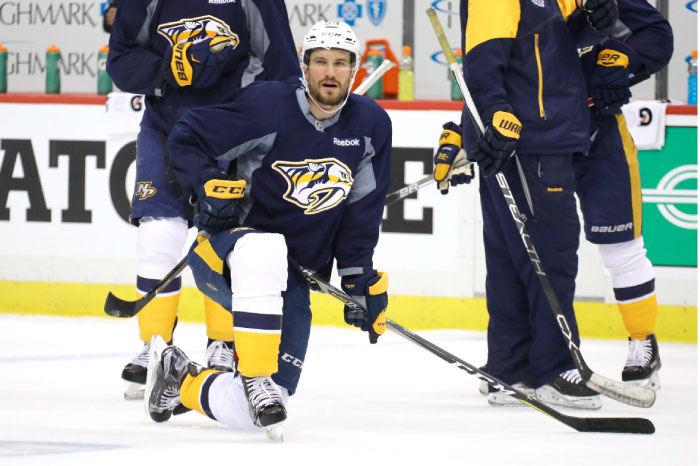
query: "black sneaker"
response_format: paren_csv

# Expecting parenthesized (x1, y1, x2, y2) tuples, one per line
(536, 369, 602, 410)
(622, 334, 661, 391)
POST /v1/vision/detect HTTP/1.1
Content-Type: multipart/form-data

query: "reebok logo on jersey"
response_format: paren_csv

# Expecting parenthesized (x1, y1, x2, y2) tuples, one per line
(591, 223, 633, 233)
(209, 0, 236, 3)
(272, 158, 354, 214)
(333, 137, 361, 147)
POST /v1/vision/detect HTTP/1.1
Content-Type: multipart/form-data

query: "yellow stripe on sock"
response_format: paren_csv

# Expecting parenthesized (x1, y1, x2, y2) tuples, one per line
(138, 293, 179, 342)
(203, 295, 233, 341)
(618, 294, 659, 340)
(233, 330, 281, 377)
(180, 370, 218, 416)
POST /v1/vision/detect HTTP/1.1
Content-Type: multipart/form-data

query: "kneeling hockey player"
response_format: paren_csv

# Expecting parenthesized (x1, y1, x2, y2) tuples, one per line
(143, 21, 392, 440)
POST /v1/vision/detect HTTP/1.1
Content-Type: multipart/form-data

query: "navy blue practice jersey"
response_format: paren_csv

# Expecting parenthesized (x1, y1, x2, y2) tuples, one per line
(107, 0, 301, 133)
(168, 82, 393, 275)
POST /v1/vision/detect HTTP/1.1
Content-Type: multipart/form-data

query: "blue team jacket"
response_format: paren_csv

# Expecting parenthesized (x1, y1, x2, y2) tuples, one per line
(106, 0, 301, 133)
(168, 82, 393, 276)
(460, 0, 589, 156)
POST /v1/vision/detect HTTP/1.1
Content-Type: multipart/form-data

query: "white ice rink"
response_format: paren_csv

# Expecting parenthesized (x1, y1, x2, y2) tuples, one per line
(0, 314, 696, 465)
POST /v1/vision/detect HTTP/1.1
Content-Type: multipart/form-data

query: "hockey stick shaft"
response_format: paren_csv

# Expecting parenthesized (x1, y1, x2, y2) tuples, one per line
(295, 262, 654, 434)
(426, 7, 655, 408)
(105, 63, 393, 318)
(103, 144, 450, 318)
(354, 59, 394, 95)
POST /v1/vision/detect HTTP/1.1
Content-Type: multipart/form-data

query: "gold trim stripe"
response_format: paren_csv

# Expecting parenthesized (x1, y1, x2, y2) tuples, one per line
(616, 114, 643, 238)
(0, 282, 695, 343)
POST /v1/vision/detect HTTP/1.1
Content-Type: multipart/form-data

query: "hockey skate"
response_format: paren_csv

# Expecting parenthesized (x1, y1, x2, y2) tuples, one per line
(622, 334, 661, 391)
(241, 375, 287, 441)
(535, 369, 602, 410)
(121, 342, 149, 400)
(487, 381, 535, 407)
(205, 339, 235, 372)
(145, 335, 203, 423)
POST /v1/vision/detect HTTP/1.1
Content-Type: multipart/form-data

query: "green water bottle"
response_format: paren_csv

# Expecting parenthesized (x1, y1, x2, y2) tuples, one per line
(97, 45, 113, 95)
(366, 49, 384, 100)
(450, 48, 462, 101)
(46, 45, 61, 94)
(0, 44, 7, 93)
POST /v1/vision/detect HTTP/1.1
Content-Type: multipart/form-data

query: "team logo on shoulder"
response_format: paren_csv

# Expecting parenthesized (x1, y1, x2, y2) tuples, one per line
(135, 182, 157, 200)
(157, 16, 239, 46)
(272, 158, 354, 214)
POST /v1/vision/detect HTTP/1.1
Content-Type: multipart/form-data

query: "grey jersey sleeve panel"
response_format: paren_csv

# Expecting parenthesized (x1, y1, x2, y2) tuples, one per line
(136, 0, 159, 45)
(347, 136, 377, 205)
(241, 0, 269, 86)
(215, 132, 277, 223)
(215, 132, 277, 163)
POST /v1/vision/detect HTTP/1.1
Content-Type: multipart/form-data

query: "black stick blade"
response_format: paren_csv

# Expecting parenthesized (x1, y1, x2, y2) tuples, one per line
(572, 417, 656, 434)
(104, 292, 143, 318)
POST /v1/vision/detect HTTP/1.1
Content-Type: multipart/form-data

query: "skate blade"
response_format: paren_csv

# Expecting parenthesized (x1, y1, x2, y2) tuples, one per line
(625, 372, 661, 391)
(264, 423, 284, 442)
(123, 381, 145, 400)
(536, 392, 603, 410)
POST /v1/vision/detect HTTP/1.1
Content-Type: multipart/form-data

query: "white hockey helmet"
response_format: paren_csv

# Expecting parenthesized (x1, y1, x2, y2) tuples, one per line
(300, 21, 361, 71)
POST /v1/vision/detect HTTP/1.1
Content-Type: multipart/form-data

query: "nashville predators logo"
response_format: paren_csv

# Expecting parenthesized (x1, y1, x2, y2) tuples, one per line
(135, 182, 157, 200)
(157, 15, 239, 46)
(272, 158, 354, 214)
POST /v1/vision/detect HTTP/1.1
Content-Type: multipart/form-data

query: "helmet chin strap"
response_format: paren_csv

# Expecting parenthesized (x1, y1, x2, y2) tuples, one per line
(304, 68, 358, 117)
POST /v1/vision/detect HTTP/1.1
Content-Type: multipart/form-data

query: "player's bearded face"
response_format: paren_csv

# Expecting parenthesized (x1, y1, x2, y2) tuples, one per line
(305, 49, 354, 108)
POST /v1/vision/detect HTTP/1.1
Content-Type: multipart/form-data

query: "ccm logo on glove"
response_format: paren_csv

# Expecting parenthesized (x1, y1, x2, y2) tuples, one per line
(204, 179, 246, 199)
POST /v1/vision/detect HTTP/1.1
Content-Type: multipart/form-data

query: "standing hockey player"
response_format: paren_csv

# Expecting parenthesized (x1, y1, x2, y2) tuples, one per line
(432, 0, 620, 409)
(143, 21, 392, 439)
(106, 0, 301, 400)
(569, 0, 673, 390)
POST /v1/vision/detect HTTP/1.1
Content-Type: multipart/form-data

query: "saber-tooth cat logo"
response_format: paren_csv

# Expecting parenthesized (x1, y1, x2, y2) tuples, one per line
(157, 15, 239, 46)
(272, 158, 354, 214)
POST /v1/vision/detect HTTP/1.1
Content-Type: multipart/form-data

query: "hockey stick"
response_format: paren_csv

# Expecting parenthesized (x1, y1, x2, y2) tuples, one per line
(354, 59, 394, 95)
(103, 147, 457, 317)
(105, 62, 394, 318)
(426, 7, 655, 409)
(294, 262, 654, 434)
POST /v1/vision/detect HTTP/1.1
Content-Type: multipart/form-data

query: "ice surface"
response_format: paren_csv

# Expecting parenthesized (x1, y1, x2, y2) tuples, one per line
(0, 315, 696, 465)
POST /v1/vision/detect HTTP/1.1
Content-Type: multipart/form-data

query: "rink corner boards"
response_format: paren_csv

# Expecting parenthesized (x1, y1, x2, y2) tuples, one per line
(0, 281, 696, 343)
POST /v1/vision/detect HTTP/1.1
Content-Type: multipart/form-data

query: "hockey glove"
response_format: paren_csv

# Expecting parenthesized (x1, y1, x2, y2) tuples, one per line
(193, 167, 246, 235)
(590, 47, 632, 116)
(577, 0, 619, 32)
(433, 122, 473, 195)
(341, 270, 388, 344)
(165, 36, 237, 88)
(469, 109, 522, 177)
